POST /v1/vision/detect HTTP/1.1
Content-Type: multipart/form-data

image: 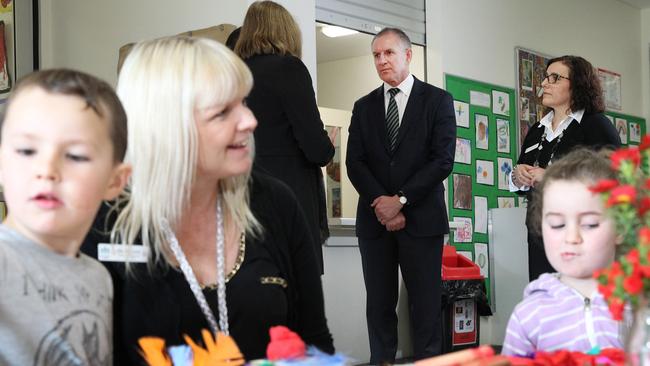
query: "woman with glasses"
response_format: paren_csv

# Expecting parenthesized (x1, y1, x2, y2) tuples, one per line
(510, 55, 620, 281)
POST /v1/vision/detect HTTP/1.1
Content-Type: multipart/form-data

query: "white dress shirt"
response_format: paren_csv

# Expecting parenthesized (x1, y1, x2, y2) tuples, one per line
(509, 109, 586, 192)
(383, 74, 414, 126)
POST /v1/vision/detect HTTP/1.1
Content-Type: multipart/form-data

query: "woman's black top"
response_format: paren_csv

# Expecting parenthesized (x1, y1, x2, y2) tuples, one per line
(516, 112, 621, 202)
(244, 53, 334, 273)
(82, 172, 334, 364)
(517, 112, 621, 280)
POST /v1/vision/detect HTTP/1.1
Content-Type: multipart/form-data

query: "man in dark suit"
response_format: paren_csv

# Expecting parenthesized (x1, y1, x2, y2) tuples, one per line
(346, 28, 456, 364)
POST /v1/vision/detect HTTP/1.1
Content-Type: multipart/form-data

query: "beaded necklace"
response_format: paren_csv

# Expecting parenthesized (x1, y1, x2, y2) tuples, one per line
(532, 111, 577, 168)
(532, 129, 564, 168)
(162, 196, 230, 335)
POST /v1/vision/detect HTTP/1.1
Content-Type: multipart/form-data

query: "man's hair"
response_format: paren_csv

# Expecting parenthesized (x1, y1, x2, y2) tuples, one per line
(372, 27, 412, 49)
(1, 69, 127, 162)
(528, 147, 616, 236)
(546, 55, 605, 114)
(235, 1, 301, 59)
(114, 35, 261, 269)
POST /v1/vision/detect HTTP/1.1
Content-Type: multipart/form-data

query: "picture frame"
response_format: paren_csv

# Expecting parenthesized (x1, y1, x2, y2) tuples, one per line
(475, 114, 489, 150)
(515, 47, 554, 153)
(0, 0, 36, 105)
(496, 118, 510, 153)
(598, 68, 622, 111)
(0, 2, 13, 98)
(325, 126, 341, 218)
(454, 100, 470, 128)
(454, 137, 471, 164)
(453, 174, 472, 210)
(492, 90, 510, 116)
(476, 160, 494, 186)
(497, 157, 513, 191)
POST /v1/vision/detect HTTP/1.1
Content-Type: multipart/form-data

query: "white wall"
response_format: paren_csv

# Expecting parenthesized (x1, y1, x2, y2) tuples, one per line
(317, 54, 375, 112)
(427, 0, 644, 116)
(642, 8, 650, 124)
(39, 0, 649, 118)
(39, 0, 316, 87)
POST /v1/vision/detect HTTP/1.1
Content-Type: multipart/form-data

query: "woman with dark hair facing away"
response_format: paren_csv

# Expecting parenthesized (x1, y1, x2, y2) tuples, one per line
(235, 1, 334, 273)
(510, 55, 621, 281)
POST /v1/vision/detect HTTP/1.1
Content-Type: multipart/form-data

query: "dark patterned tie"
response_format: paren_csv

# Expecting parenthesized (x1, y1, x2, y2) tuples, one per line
(386, 87, 400, 152)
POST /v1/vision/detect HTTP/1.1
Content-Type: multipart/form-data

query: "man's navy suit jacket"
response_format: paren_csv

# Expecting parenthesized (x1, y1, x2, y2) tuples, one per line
(346, 77, 457, 239)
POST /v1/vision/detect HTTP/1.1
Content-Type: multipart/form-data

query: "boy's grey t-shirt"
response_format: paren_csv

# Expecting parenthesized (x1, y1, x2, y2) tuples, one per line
(0, 224, 113, 366)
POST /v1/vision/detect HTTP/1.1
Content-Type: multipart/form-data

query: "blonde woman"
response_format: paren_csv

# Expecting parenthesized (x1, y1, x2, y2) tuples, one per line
(83, 36, 333, 363)
(236, 1, 334, 273)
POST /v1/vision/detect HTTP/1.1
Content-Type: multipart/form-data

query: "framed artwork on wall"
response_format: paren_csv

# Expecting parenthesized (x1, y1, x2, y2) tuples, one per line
(515, 47, 553, 153)
(325, 125, 341, 218)
(0, 0, 36, 105)
(0, 1, 13, 99)
(598, 67, 622, 111)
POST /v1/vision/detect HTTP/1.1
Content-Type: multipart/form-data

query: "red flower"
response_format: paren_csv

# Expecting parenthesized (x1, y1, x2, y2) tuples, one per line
(639, 198, 650, 217)
(623, 273, 643, 295)
(598, 283, 615, 299)
(589, 179, 619, 193)
(606, 185, 636, 207)
(608, 261, 623, 282)
(593, 144, 650, 322)
(599, 348, 627, 365)
(609, 297, 625, 321)
(611, 147, 641, 170)
(627, 249, 641, 265)
(593, 269, 604, 279)
(640, 135, 650, 151)
(640, 264, 650, 278)
(630, 249, 641, 261)
(640, 227, 650, 246)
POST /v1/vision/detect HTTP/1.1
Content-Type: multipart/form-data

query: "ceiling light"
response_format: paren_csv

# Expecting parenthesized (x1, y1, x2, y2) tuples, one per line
(321, 25, 358, 38)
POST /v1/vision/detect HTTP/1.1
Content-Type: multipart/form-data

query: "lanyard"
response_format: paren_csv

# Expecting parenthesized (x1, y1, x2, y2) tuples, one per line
(162, 196, 229, 335)
(532, 130, 563, 168)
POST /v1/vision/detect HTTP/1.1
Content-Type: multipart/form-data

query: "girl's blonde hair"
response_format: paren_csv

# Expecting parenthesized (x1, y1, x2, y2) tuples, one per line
(113, 36, 260, 268)
(235, 1, 302, 59)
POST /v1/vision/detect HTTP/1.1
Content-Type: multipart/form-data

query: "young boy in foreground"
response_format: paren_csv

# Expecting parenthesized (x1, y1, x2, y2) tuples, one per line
(0, 69, 130, 365)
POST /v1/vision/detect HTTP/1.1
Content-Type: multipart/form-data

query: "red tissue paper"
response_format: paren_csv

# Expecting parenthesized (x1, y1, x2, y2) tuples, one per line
(266, 326, 307, 361)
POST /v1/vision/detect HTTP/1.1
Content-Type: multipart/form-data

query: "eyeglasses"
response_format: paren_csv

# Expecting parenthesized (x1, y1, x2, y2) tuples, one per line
(543, 73, 570, 84)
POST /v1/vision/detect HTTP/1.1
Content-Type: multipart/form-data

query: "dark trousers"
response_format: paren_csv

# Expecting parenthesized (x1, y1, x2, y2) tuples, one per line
(359, 231, 443, 363)
(527, 227, 554, 281)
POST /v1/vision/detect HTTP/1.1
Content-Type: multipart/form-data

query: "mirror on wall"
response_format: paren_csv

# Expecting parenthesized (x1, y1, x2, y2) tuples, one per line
(315, 23, 425, 223)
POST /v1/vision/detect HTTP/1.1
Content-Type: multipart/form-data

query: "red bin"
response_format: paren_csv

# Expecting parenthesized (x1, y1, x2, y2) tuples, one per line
(440, 245, 486, 353)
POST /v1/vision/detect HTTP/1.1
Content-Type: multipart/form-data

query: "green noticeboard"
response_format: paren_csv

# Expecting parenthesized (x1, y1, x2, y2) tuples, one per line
(445, 74, 519, 251)
(604, 110, 646, 147)
(445, 74, 519, 302)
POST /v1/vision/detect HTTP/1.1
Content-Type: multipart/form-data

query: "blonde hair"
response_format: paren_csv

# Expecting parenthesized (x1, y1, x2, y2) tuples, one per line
(113, 36, 260, 268)
(235, 1, 302, 59)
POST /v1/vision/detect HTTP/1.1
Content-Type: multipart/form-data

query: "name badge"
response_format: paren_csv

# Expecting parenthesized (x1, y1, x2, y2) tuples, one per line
(524, 143, 539, 154)
(97, 243, 149, 263)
